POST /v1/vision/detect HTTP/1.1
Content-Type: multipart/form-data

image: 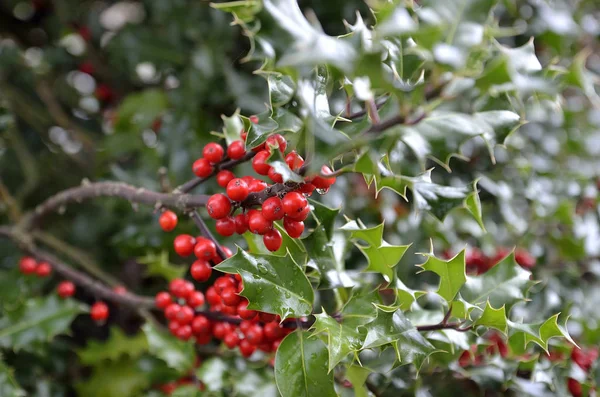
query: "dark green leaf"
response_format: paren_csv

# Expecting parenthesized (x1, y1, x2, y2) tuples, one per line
(77, 327, 148, 365)
(142, 323, 195, 373)
(418, 249, 467, 302)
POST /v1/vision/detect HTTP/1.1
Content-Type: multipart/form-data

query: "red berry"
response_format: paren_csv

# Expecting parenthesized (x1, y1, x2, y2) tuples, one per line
(155, 292, 172, 309)
(245, 325, 264, 345)
(221, 304, 237, 316)
(249, 115, 259, 124)
(192, 158, 213, 178)
(203, 142, 224, 164)
(159, 211, 178, 232)
(194, 237, 217, 260)
(515, 249, 536, 269)
(35, 262, 52, 277)
(190, 260, 212, 282)
(57, 281, 76, 298)
(249, 179, 268, 192)
(262, 197, 285, 221)
(267, 167, 283, 183)
(175, 324, 193, 341)
(263, 229, 282, 252)
(212, 322, 231, 340)
(220, 287, 241, 306)
(187, 291, 205, 307)
(169, 278, 192, 299)
(113, 285, 127, 295)
(252, 150, 272, 175)
(264, 322, 284, 341)
(214, 276, 235, 293)
(196, 332, 212, 345)
(90, 302, 109, 322)
(286, 205, 310, 221)
(239, 339, 256, 357)
(95, 84, 113, 102)
(78, 61, 94, 75)
(237, 301, 257, 320)
(224, 332, 240, 348)
(169, 321, 181, 335)
(174, 234, 196, 257)
(298, 183, 315, 196)
(283, 218, 304, 238)
(223, 246, 233, 257)
(282, 192, 308, 218)
(19, 257, 37, 275)
(206, 286, 221, 306)
(285, 151, 304, 170)
(227, 140, 246, 160)
(165, 303, 182, 320)
(311, 165, 336, 189)
(248, 211, 273, 235)
(175, 305, 195, 325)
(239, 320, 253, 334)
(567, 378, 582, 397)
(265, 134, 287, 153)
(215, 217, 236, 237)
(241, 131, 248, 141)
(192, 315, 211, 335)
(216, 170, 235, 187)
(207, 194, 232, 219)
(226, 178, 250, 202)
(234, 213, 249, 234)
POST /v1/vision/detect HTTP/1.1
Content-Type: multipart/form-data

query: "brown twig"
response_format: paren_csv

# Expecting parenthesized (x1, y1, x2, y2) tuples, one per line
(26, 181, 209, 228)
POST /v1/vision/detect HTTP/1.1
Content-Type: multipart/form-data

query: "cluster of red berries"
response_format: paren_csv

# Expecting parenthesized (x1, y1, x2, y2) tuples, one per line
(18, 256, 52, 277)
(458, 332, 508, 367)
(445, 247, 536, 275)
(19, 256, 112, 323)
(155, 275, 293, 357)
(192, 130, 335, 251)
(567, 347, 598, 397)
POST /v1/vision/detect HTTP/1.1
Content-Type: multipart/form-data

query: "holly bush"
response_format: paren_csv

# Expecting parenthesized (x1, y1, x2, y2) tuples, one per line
(1, 0, 599, 396)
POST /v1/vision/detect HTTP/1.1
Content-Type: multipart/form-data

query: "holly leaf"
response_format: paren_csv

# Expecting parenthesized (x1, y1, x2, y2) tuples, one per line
(209, 1, 262, 23)
(344, 365, 371, 397)
(275, 331, 336, 397)
(464, 179, 486, 232)
(394, 278, 426, 311)
(460, 252, 537, 309)
(361, 306, 436, 371)
(417, 249, 467, 302)
(473, 301, 508, 334)
(341, 220, 410, 281)
(245, 110, 279, 148)
(309, 200, 340, 241)
(142, 323, 194, 373)
(196, 357, 228, 392)
(0, 359, 25, 397)
(265, 73, 295, 107)
(221, 110, 245, 145)
(138, 251, 185, 281)
(244, 223, 306, 261)
(78, 327, 148, 365)
(303, 225, 353, 289)
(311, 312, 367, 371)
(508, 314, 575, 355)
(0, 295, 87, 352)
(75, 357, 150, 397)
(116, 89, 168, 134)
(214, 249, 314, 319)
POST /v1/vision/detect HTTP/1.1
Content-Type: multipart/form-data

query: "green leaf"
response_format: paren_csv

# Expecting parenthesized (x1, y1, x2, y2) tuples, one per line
(142, 323, 195, 373)
(262, 0, 357, 73)
(116, 89, 168, 133)
(418, 249, 467, 302)
(77, 327, 148, 365)
(210, 0, 262, 23)
(275, 331, 336, 397)
(0, 359, 25, 397)
(361, 306, 436, 371)
(565, 51, 600, 109)
(378, 170, 470, 221)
(221, 110, 245, 145)
(461, 252, 537, 309)
(303, 225, 353, 289)
(394, 278, 426, 311)
(245, 110, 279, 148)
(0, 295, 87, 352)
(473, 301, 507, 334)
(309, 200, 340, 241)
(214, 249, 314, 319)
(75, 357, 150, 397)
(464, 179, 486, 232)
(344, 365, 371, 397)
(196, 357, 227, 392)
(266, 73, 296, 107)
(171, 385, 202, 397)
(508, 314, 575, 355)
(341, 220, 409, 281)
(311, 312, 366, 371)
(139, 251, 185, 281)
